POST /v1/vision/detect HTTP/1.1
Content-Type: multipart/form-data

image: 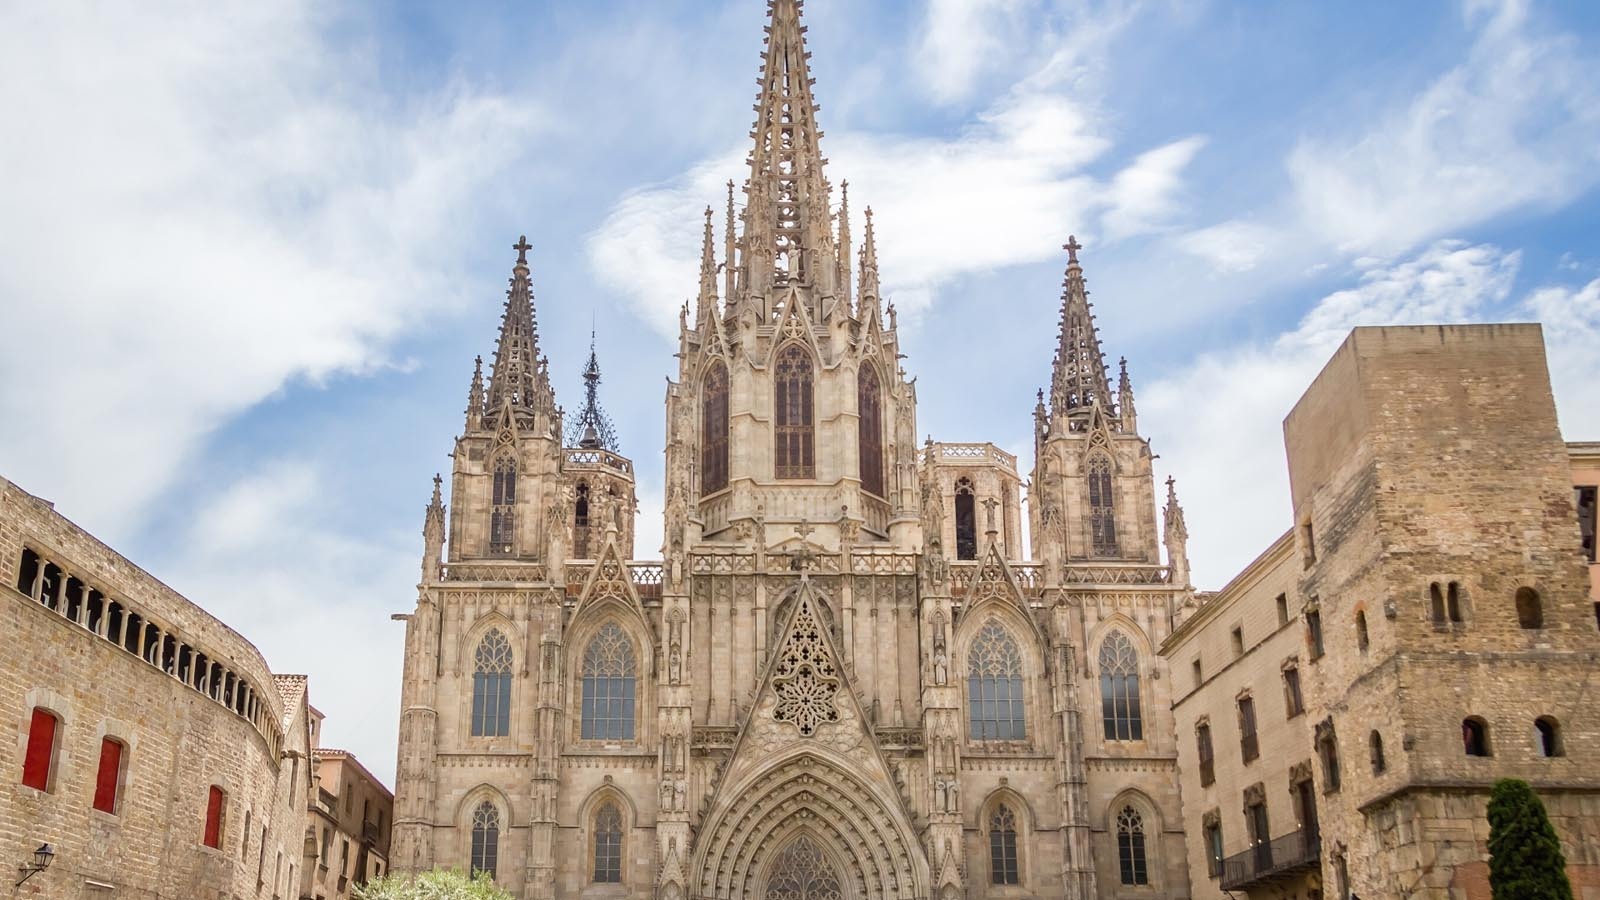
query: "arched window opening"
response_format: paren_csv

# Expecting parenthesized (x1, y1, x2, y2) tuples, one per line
(774, 345, 815, 479)
(93, 737, 126, 814)
(1196, 723, 1215, 787)
(1463, 717, 1491, 757)
(701, 362, 729, 495)
(1116, 806, 1150, 885)
(968, 621, 1025, 740)
(767, 834, 844, 899)
(955, 478, 977, 561)
(1516, 587, 1543, 630)
(989, 804, 1020, 885)
(21, 707, 58, 792)
(858, 364, 885, 497)
(574, 483, 592, 559)
(1535, 717, 1562, 758)
(1100, 630, 1143, 741)
(471, 630, 513, 737)
(582, 623, 637, 741)
(593, 802, 623, 883)
(1316, 719, 1341, 792)
(1355, 611, 1369, 652)
(1369, 731, 1386, 774)
(1447, 581, 1464, 623)
(203, 785, 226, 849)
(1087, 454, 1118, 557)
(490, 456, 517, 554)
(471, 801, 500, 879)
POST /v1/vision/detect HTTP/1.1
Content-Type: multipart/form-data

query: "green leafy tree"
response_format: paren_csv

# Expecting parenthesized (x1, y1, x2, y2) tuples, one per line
(353, 868, 514, 900)
(1487, 778, 1573, 900)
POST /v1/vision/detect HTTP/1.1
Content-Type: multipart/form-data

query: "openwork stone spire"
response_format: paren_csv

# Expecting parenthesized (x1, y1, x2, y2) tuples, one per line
(858, 206, 881, 315)
(742, 0, 835, 298)
(1050, 236, 1114, 425)
(485, 236, 555, 423)
(566, 332, 619, 451)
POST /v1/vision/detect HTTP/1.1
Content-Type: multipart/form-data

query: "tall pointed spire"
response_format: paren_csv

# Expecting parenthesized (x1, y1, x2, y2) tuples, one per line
(464, 355, 484, 431)
(421, 473, 445, 582)
(566, 331, 619, 451)
(742, 0, 835, 300)
(837, 180, 853, 311)
(485, 236, 555, 424)
(723, 181, 738, 305)
(1049, 236, 1114, 425)
(857, 205, 881, 318)
(697, 206, 718, 324)
(1117, 356, 1137, 432)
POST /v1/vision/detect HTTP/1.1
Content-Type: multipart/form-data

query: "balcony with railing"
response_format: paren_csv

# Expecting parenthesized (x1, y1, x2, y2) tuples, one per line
(565, 447, 633, 476)
(1219, 828, 1320, 892)
(931, 442, 1018, 473)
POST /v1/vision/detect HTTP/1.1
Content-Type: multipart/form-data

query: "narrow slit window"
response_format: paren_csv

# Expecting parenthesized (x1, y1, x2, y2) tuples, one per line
(774, 344, 815, 479)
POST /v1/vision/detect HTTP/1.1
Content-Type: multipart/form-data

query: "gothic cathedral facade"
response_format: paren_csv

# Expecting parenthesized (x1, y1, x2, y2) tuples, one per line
(393, 2, 1194, 897)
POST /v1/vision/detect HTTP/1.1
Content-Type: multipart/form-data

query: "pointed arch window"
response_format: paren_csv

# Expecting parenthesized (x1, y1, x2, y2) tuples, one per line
(858, 364, 884, 497)
(471, 629, 513, 737)
(1116, 806, 1149, 885)
(490, 456, 516, 554)
(574, 482, 592, 559)
(593, 802, 623, 883)
(989, 804, 1020, 885)
(1088, 453, 1118, 556)
(701, 362, 729, 494)
(1100, 630, 1143, 741)
(470, 801, 500, 879)
(766, 834, 844, 899)
(968, 621, 1025, 740)
(581, 623, 636, 740)
(955, 478, 977, 561)
(774, 344, 815, 479)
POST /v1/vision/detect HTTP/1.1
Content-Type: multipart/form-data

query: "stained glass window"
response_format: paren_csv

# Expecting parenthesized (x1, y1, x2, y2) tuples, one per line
(471, 801, 499, 879)
(582, 624, 636, 740)
(968, 621, 1025, 740)
(472, 630, 513, 737)
(1088, 454, 1118, 556)
(1099, 630, 1143, 741)
(775, 345, 815, 479)
(858, 364, 884, 497)
(593, 802, 622, 883)
(702, 362, 729, 494)
(1116, 806, 1148, 885)
(989, 804, 1019, 885)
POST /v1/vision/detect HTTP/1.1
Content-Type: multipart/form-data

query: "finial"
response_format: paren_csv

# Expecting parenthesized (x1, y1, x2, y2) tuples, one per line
(1064, 235, 1081, 264)
(432, 473, 443, 501)
(514, 235, 532, 265)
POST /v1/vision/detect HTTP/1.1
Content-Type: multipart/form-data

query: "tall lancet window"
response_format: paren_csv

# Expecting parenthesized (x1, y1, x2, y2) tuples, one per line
(1116, 806, 1149, 885)
(858, 364, 885, 497)
(490, 455, 517, 554)
(574, 483, 591, 559)
(1087, 454, 1118, 556)
(581, 623, 637, 740)
(471, 629, 513, 737)
(955, 478, 977, 561)
(774, 344, 815, 479)
(968, 621, 1025, 740)
(1100, 630, 1143, 741)
(592, 802, 623, 883)
(470, 801, 500, 879)
(989, 804, 1020, 885)
(701, 362, 729, 495)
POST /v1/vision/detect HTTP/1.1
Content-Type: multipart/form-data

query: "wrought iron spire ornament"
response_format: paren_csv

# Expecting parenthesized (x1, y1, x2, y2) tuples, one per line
(567, 331, 619, 451)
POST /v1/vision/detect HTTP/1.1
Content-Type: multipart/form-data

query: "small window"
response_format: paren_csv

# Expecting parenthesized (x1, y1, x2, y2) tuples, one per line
(1306, 609, 1324, 659)
(989, 804, 1020, 885)
(1577, 485, 1596, 563)
(1463, 717, 1491, 757)
(1231, 627, 1244, 658)
(1535, 717, 1563, 758)
(21, 707, 58, 792)
(93, 737, 126, 814)
(1283, 666, 1304, 718)
(1196, 723, 1215, 787)
(1316, 720, 1341, 792)
(1515, 587, 1543, 630)
(1300, 517, 1316, 566)
(1355, 611, 1369, 652)
(1191, 658, 1202, 689)
(1447, 582, 1464, 623)
(1204, 819, 1224, 878)
(203, 785, 227, 849)
(1369, 730, 1386, 774)
(1238, 696, 1258, 763)
(1430, 582, 1447, 624)
(1276, 593, 1289, 627)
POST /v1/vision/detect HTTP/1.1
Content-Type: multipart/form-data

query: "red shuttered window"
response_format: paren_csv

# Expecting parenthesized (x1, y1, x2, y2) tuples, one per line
(203, 785, 226, 848)
(21, 707, 57, 791)
(93, 737, 124, 813)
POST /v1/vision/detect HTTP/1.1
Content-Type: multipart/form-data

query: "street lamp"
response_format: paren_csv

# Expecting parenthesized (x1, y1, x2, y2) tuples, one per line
(15, 843, 54, 887)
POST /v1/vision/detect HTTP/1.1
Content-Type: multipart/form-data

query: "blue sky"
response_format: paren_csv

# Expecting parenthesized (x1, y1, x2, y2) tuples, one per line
(3, 0, 1598, 784)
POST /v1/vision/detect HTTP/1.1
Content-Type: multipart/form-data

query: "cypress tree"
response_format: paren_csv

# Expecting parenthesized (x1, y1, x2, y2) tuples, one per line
(1487, 778, 1573, 900)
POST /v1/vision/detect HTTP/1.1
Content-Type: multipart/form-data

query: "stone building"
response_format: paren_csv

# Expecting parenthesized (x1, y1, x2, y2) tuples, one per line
(2, 475, 315, 899)
(1163, 325, 1600, 899)
(302, 708, 394, 899)
(390, 2, 1191, 897)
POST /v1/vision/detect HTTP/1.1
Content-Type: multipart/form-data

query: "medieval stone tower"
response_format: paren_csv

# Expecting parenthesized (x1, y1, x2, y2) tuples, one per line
(392, 2, 1192, 897)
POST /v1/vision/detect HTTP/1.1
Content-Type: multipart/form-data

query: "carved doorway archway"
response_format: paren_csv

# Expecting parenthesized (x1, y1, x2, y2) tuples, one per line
(763, 834, 845, 900)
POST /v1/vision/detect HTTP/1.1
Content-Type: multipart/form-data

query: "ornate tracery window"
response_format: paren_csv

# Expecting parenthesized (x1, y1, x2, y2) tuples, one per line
(1087, 453, 1118, 556)
(581, 623, 636, 740)
(470, 801, 500, 879)
(490, 455, 517, 554)
(765, 835, 843, 900)
(1116, 806, 1149, 885)
(989, 804, 1020, 885)
(593, 802, 623, 883)
(1100, 630, 1143, 741)
(858, 364, 884, 497)
(968, 621, 1025, 740)
(471, 629, 513, 737)
(702, 362, 729, 494)
(774, 344, 815, 479)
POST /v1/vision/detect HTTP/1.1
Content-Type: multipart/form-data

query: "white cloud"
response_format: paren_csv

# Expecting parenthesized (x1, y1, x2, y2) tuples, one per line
(1175, 221, 1276, 274)
(1101, 136, 1208, 241)
(1144, 241, 1520, 588)
(1287, 0, 1600, 256)
(1522, 276, 1600, 438)
(0, 2, 539, 536)
(915, 0, 1028, 104)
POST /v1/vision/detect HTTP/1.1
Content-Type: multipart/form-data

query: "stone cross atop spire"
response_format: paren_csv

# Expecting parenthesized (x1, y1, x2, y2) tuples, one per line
(1050, 235, 1114, 425)
(485, 235, 555, 426)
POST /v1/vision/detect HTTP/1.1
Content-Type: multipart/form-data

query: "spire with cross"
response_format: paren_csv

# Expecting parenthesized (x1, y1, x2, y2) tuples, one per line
(484, 235, 556, 426)
(1049, 234, 1115, 426)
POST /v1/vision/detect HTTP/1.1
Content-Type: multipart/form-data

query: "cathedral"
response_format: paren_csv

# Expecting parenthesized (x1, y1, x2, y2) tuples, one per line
(392, 1, 1193, 897)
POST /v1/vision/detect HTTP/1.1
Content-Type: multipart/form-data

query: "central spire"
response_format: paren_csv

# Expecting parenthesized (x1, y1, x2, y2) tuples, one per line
(1049, 236, 1115, 426)
(741, 0, 835, 303)
(484, 235, 556, 427)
